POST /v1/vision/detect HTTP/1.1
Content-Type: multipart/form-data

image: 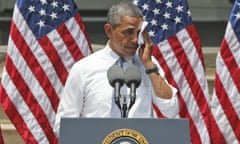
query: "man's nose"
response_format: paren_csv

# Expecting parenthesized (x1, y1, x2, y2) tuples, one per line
(131, 33, 138, 44)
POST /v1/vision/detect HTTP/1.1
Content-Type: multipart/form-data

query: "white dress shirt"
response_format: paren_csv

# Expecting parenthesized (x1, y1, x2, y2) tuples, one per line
(54, 44, 179, 135)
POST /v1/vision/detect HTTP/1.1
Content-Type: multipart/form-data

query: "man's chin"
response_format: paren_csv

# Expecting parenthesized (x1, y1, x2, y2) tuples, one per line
(128, 47, 137, 53)
(127, 51, 136, 56)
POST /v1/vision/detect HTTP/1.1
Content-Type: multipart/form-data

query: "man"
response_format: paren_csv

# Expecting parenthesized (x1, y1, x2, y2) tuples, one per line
(54, 1, 179, 135)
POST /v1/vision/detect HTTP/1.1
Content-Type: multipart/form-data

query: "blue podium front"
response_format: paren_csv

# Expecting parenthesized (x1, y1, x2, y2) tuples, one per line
(59, 118, 190, 144)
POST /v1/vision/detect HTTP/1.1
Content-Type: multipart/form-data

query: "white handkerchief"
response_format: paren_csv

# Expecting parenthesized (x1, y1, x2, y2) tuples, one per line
(138, 21, 148, 46)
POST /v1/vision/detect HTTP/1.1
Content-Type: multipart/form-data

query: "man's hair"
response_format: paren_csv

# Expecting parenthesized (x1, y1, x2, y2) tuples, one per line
(107, 1, 143, 28)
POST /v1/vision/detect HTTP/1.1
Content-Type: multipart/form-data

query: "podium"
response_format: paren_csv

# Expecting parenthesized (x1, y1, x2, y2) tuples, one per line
(59, 118, 190, 144)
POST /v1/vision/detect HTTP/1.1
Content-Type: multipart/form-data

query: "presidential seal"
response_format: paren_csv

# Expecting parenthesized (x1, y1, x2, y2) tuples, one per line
(102, 128, 149, 144)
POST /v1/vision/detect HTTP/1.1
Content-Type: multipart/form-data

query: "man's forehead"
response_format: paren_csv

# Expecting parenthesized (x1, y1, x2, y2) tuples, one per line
(119, 16, 142, 28)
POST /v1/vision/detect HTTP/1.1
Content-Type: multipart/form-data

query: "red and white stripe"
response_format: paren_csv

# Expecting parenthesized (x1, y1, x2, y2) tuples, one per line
(0, 4, 92, 144)
(0, 126, 3, 144)
(211, 22, 240, 143)
(152, 24, 224, 144)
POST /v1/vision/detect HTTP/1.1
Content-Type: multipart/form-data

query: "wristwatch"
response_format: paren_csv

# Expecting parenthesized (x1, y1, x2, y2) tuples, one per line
(145, 64, 159, 74)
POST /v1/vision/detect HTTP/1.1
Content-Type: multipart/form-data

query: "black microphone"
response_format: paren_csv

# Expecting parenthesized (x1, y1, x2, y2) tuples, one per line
(125, 64, 141, 109)
(107, 64, 125, 109)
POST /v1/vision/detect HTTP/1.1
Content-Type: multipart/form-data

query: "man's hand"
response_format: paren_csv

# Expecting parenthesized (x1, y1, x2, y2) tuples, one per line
(138, 29, 154, 69)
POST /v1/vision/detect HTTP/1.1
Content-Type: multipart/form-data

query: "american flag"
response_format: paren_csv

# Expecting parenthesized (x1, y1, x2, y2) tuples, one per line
(0, 0, 93, 143)
(211, 0, 240, 143)
(133, 0, 223, 143)
(0, 126, 3, 144)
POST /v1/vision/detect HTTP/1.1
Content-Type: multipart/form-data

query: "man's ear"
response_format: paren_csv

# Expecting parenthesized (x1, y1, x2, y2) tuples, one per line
(104, 23, 112, 38)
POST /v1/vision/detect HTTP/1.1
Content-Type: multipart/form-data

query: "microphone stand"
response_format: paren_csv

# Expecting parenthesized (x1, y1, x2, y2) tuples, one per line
(120, 94, 136, 118)
(122, 94, 128, 118)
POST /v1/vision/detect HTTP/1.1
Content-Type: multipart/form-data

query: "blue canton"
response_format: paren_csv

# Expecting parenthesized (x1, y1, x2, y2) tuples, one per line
(17, 0, 79, 39)
(230, 1, 240, 41)
(133, 0, 192, 44)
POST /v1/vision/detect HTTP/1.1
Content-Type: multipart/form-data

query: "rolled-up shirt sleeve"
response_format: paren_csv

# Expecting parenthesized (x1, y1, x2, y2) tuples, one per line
(152, 84, 179, 118)
(151, 57, 179, 118)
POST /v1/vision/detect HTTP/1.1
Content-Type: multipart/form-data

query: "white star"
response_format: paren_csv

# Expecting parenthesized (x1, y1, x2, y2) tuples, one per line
(37, 20, 45, 28)
(165, 1, 173, 8)
(40, 0, 47, 5)
(63, 4, 70, 11)
(155, 0, 162, 4)
(28, 5, 35, 13)
(142, 3, 149, 11)
(161, 23, 168, 31)
(150, 19, 158, 26)
(51, 1, 58, 8)
(50, 12, 58, 20)
(163, 12, 171, 19)
(39, 8, 46, 16)
(148, 30, 155, 37)
(176, 5, 184, 13)
(174, 16, 182, 24)
(187, 10, 191, 16)
(235, 12, 240, 20)
(133, 0, 139, 5)
(152, 8, 160, 15)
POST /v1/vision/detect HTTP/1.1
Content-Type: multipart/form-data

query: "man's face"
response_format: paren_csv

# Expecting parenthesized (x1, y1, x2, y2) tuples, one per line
(105, 16, 143, 57)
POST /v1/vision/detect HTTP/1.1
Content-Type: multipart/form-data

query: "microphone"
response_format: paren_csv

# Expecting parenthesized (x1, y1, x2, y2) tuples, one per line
(125, 64, 141, 109)
(107, 64, 125, 109)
